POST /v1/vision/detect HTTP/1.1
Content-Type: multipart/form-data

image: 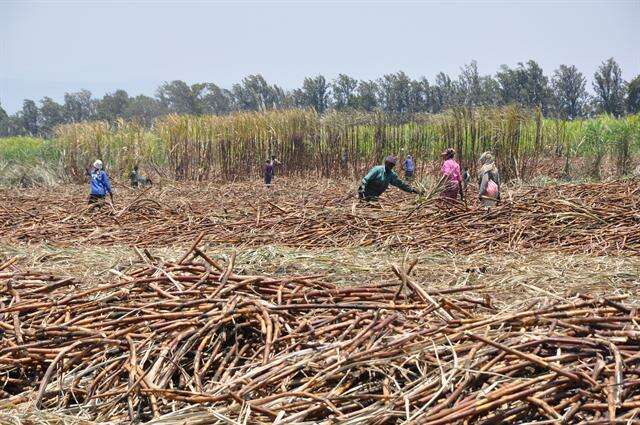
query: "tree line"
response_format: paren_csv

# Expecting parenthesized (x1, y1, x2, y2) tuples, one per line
(1, 57, 638, 138)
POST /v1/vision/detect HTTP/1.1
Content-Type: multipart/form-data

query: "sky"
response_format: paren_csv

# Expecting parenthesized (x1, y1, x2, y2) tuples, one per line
(1, 0, 639, 113)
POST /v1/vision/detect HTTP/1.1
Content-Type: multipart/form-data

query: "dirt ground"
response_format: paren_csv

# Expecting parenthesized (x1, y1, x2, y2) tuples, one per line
(1, 178, 639, 424)
(2, 178, 638, 308)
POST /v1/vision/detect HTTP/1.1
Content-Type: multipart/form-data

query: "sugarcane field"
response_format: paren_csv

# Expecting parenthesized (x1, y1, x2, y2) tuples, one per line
(1, 2, 640, 424)
(1, 109, 640, 425)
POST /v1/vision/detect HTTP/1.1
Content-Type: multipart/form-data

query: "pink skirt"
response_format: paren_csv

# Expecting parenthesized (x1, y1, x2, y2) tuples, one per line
(441, 181, 459, 199)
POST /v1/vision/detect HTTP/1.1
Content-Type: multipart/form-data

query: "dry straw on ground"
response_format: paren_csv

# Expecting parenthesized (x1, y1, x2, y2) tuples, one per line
(1, 239, 639, 424)
(1, 178, 638, 424)
(1, 179, 639, 255)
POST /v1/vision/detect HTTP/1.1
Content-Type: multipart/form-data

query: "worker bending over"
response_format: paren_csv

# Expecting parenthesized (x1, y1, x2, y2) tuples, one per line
(358, 156, 421, 201)
(477, 151, 501, 207)
(130, 165, 152, 188)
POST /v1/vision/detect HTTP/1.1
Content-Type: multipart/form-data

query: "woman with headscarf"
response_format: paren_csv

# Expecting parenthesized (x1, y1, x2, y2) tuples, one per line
(440, 148, 464, 201)
(477, 152, 501, 207)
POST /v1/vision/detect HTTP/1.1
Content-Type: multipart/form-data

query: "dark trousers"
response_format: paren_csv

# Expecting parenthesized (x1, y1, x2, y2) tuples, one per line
(358, 191, 379, 202)
(88, 194, 105, 206)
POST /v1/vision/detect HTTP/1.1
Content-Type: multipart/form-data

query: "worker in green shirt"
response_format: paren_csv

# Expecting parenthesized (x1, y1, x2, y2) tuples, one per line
(358, 155, 422, 201)
(129, 165, 152, 188)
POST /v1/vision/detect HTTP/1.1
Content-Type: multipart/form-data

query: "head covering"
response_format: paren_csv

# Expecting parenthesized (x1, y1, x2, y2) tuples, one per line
(384, 155, 397, 165)
(441, 148, 455, 159)
(477, 151, 498, 179)
(478, 152, 494, 166)
(93, 160, 103, 170)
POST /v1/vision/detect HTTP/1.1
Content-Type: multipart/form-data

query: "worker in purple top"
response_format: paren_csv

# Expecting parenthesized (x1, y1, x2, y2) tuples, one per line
(403, 154, 415, 180)
(263, 159, 275, 187)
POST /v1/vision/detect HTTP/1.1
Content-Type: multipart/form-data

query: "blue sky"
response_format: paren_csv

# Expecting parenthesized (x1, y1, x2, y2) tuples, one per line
(1, 0, 638, 113)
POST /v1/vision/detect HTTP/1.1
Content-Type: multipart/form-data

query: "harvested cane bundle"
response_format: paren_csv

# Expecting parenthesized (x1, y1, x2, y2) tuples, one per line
(1, 240, 638, 423)
(1, 179, 639, 255)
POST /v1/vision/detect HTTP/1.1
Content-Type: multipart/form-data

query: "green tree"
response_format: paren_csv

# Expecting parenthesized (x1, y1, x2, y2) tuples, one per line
(21, 99, 40, 136)
(125, 95, 167, 126)
(458, 61, 499, 107)
(408, 77, 431, 113)
(355, 80, 379, 111)
(0, 116, 25, 137)
(479, 76, 500, 106)
(521, 60, 550, 112)
(593, 58, 626, 117)
(157, 81, 204, 114)
(297, 75, 330, 113)
(458, 61, 483, 107)
(431, 72, 458, 112)
(496, 61, 551, 112)
(331, 74, 358, 110)
(0, 101, 7, 122)
(97, 90, 131, 122)
(377, 71, 413, 116)
(231, 75, 283, 111)
(495, 65, 522, 105)
(551, 65, 588, 119)
(201, 83, 234, 115)
(625, 75, 640, 114)
(0, 101, 13, 137)
(63, 90, 95, 123)
(39, 97, 65, 137)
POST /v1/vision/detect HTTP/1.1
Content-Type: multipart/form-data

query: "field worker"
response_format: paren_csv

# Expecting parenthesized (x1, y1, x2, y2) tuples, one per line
(358, 155, 421, 201)
(403, 154, 415, 180)
(263, 159, 275, 187)
(440, 148, 464, 201)
(88, 160, 113, 206)
(269, 155, 281, 175)
(477, 151, 501, 207)
(130, 164, 152, 188)
(461, 168, 471, 191)
(341, 149, 349, 170)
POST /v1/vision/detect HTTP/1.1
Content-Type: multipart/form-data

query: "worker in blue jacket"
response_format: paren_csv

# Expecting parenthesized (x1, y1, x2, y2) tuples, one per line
(87, 159, 113, 206)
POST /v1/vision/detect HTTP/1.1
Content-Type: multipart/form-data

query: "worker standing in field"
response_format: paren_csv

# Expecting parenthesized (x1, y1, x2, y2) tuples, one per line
(88, 160, 113, 206)
(358, 155, 421, 201)
(269, 155, 281, 175)
(477, 151, 501, 207)
(402, 154, 415, 180)
(341, 149, 349, 172)
(129, 164, 152, 188)
(263, 159, 275, 187)
(440, 148, 464, 201)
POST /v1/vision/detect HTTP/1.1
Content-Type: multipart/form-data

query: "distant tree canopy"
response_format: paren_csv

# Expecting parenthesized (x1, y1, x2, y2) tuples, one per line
(552, 65, 588, 120)
(0, 58, 637, 138)
(593, 58, 626, 117)
(625, 75, 640, 115)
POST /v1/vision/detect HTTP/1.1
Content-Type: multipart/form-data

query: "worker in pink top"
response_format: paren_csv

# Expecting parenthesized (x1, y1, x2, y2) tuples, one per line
(440, 148, 464, 201)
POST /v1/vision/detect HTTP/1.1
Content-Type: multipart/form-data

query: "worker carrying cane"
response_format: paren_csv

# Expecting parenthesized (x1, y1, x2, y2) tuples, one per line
(358, 155, 421, 201)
